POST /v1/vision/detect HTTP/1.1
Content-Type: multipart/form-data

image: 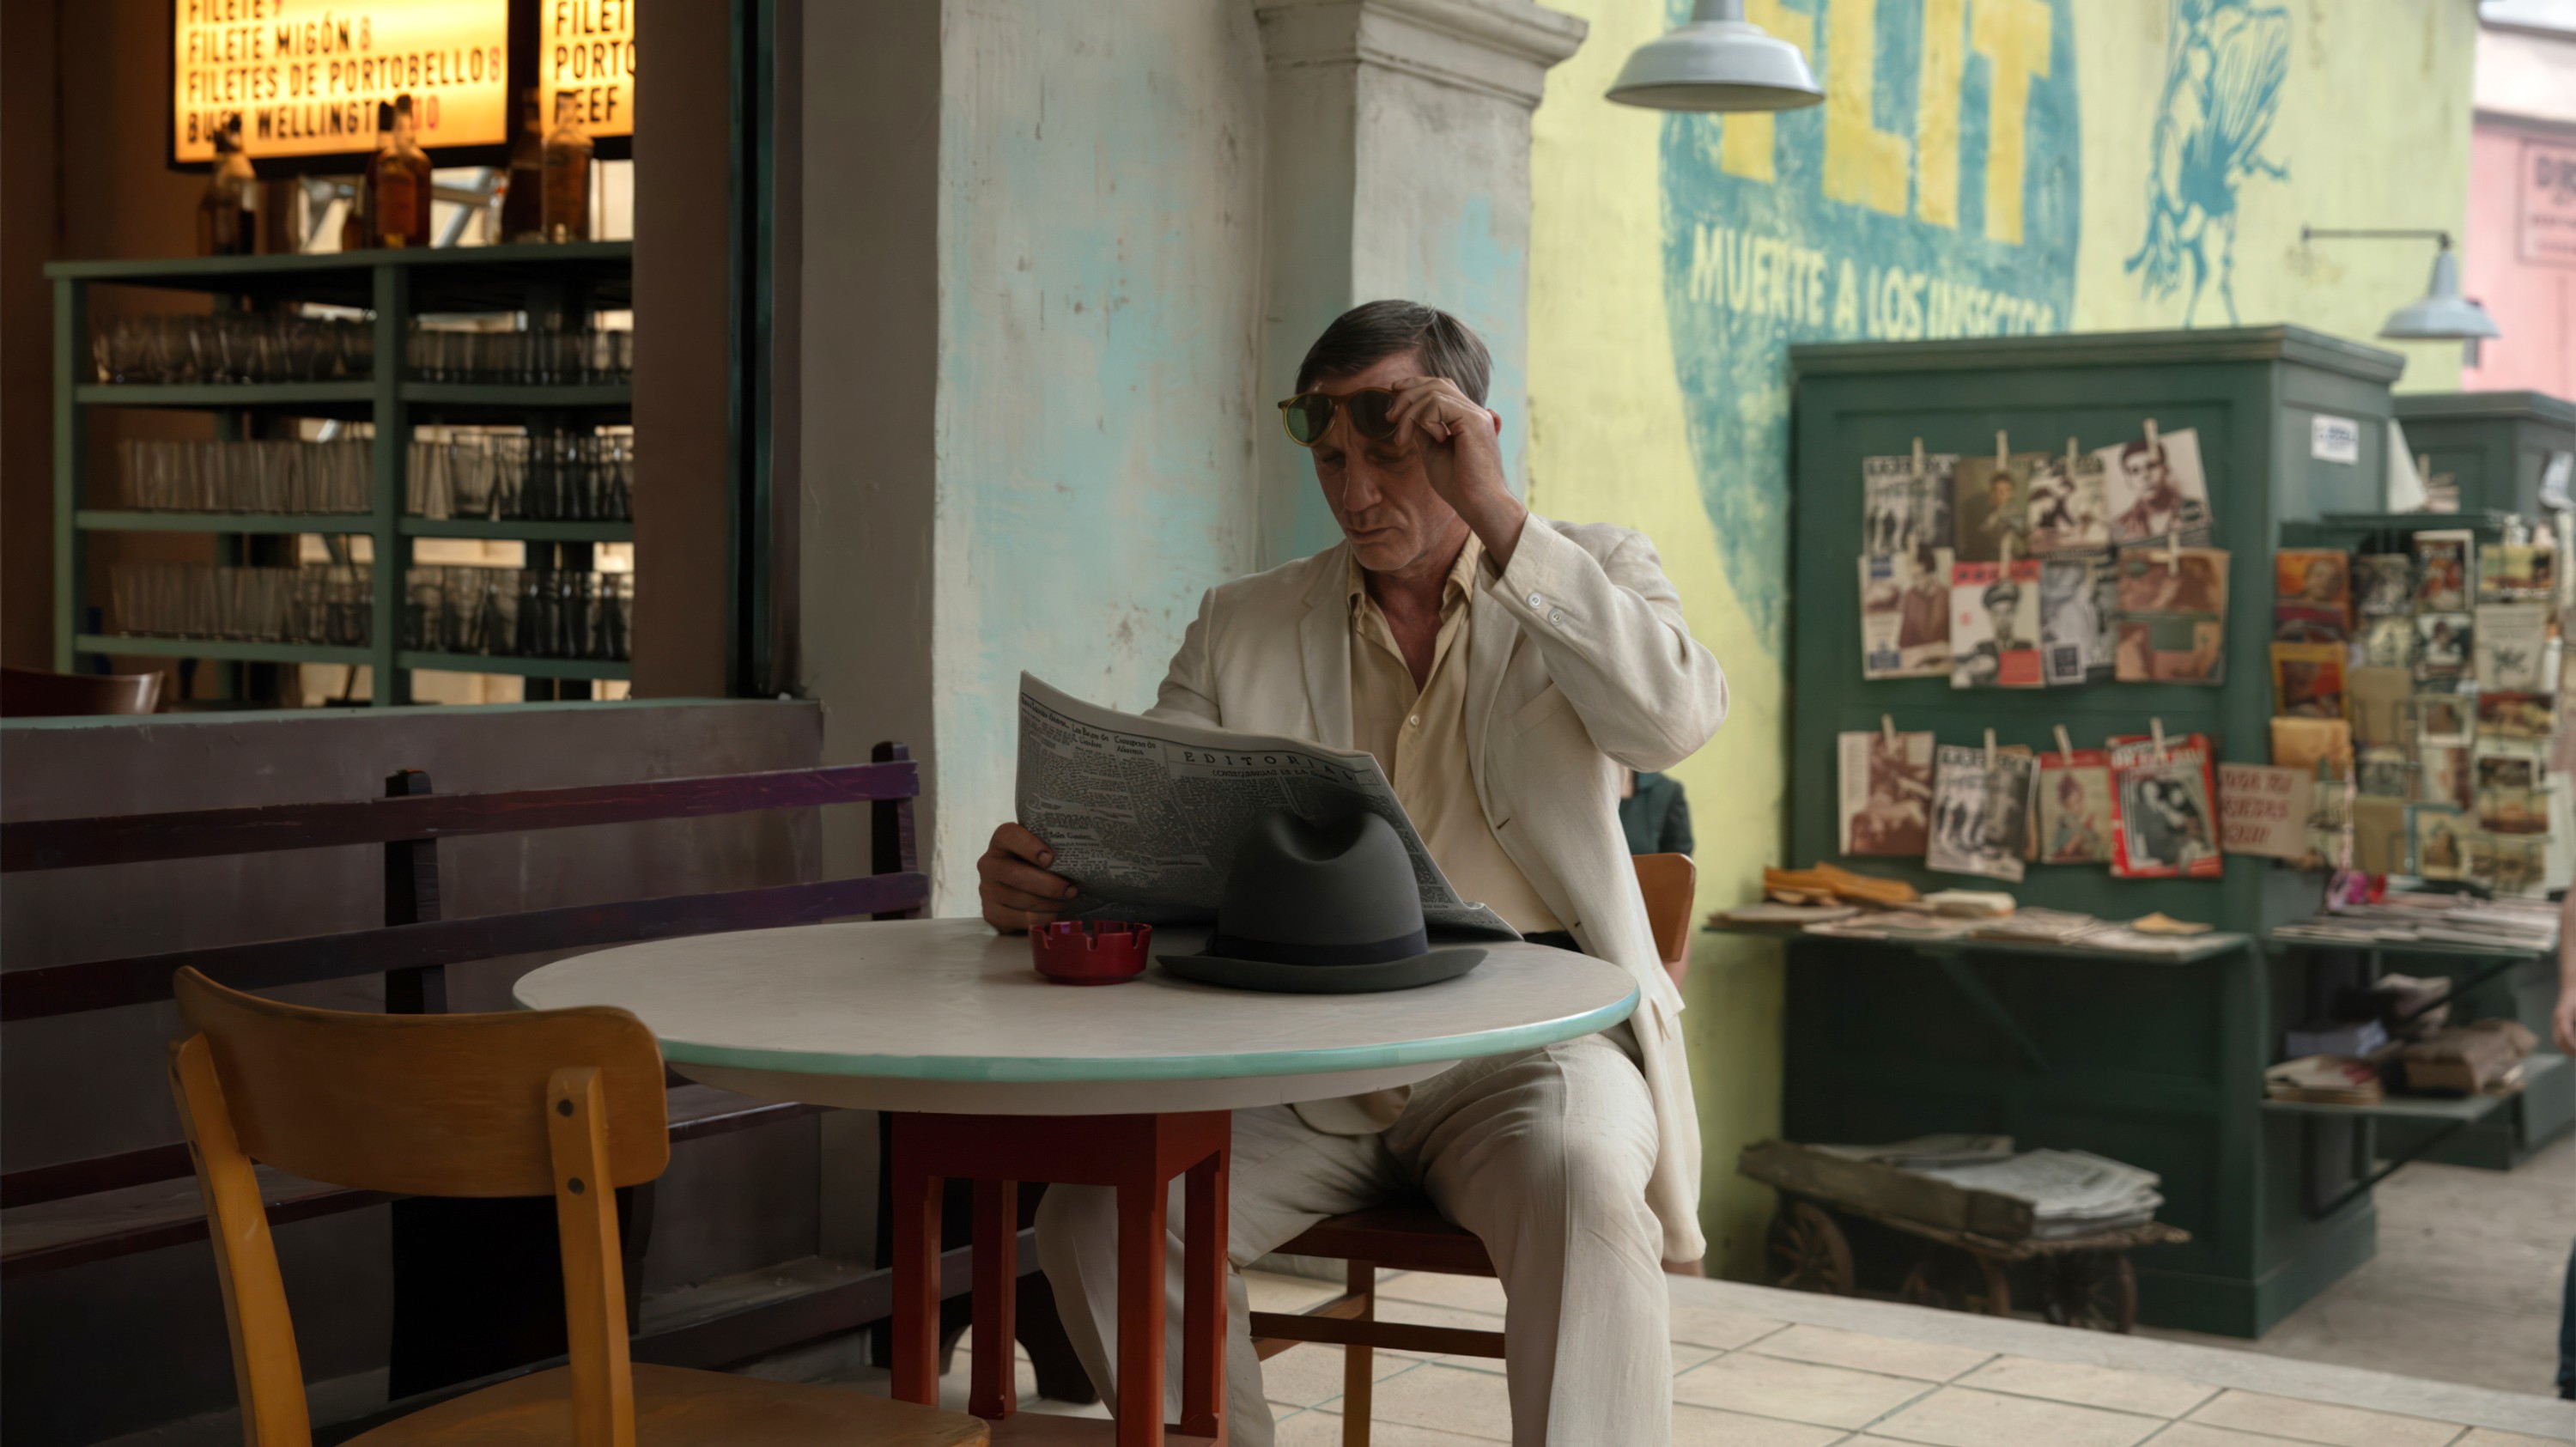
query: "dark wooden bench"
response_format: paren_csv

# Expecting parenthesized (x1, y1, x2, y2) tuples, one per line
(0, 743, 1066, 1408)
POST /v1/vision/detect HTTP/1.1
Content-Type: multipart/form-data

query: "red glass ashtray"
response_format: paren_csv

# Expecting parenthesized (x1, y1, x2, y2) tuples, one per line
(1031, 920, 1152, 985)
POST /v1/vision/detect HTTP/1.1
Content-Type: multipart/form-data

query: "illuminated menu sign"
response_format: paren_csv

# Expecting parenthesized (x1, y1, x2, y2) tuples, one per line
(543, 0, 634, 138)
(173, 0, 509, 166)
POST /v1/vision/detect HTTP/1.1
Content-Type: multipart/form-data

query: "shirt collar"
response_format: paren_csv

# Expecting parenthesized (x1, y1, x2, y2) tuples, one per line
(1346, 533, 1485, 613)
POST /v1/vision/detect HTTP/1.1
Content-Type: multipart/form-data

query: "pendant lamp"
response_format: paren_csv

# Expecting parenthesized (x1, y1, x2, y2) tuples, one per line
(1606, 0, 1825, 112)
(2302, 228, 2500, 343)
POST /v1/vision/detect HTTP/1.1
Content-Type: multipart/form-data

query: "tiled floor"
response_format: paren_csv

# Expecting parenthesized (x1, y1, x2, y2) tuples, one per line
(2143, 1132, 2574, 1398)
(777, 1268, 2574, 1446)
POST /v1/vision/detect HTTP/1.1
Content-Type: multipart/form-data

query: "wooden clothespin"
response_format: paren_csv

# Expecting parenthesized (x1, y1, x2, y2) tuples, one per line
(2144, 417, 2160, 453)
(2166, 528, 2182, 567)
(2054, 724, 2075, 765)
(1984, 727, 1998, 769)
(2066, 436, 2080, 471)
(1911, 436, 1927, 480)
(1996, 430, 2010, 469)
(2150, 716, 2169, 763)
(1882, 714, 1899, 747)
(2418, 453, 2433, 484)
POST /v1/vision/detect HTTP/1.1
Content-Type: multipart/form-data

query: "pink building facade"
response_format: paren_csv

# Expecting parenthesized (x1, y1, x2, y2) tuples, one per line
(2462, 11, 2576, 398)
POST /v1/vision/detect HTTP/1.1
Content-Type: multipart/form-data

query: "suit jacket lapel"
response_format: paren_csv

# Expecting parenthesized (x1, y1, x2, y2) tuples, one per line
(1299, 544, 1354, 750)
(1465, 563, 1519, 792)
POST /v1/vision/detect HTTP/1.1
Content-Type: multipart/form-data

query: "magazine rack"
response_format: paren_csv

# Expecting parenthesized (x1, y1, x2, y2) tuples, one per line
(1775, 325, 2402, 1338)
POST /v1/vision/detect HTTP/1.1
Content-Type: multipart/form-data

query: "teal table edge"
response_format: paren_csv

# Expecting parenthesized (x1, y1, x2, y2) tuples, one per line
(531, 977, 1642, 1086)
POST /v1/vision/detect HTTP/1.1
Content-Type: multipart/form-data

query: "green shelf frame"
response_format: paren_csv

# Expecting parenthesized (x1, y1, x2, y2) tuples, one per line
(399, 518, 634, 543)
(397, 652, 631, 681)
(76, 634, 373, 667)
(2257, 1092, 2510, 1122)
(48, 244, 633, 706)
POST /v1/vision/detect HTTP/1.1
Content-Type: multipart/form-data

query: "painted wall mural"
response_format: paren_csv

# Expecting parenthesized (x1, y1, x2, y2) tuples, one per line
(2125, 0, 2293, 325)
(1659, 0, 2082, 652)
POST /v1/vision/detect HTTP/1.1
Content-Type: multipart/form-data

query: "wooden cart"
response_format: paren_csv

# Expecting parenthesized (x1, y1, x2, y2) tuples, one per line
(1742, 1140, 2190, 1334)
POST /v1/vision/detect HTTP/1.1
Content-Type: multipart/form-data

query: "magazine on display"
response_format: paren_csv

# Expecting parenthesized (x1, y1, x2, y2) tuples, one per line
(2038, 556, 2116, 686)
(2035, 749, 2115, 864)
(1951, 453, 2040, 562)
(1950, 558, 2044, 689)
(2415, 692, 2474, 745)
(2415, 611, 2474, 684)
(1927, 744, 2037, 882)
(2360, 616, 2418, 670)
(2410, 804, 2470, 880)
(2477, 542, 2556, 604)
(2099, 428, 2212, 545)
(2414, 530, 2472, 612)
(2475, 749, 2546, 833)
(2026, 450, 2111, 555)
(2114, 545, 2229, 684)
(2269, 641, 2347, 720)
(2346, 667, 2411, 746)
(2270, 717, 2354, 777)
(1837, 729, 1936, 855)
(2353, 553, 2415, 617)
(1862, 452, 1959, 556)
(2479, 690, 2554, 742)
(1859, 546, 1955, 679)
(2467, 832, 2548, 897)
(2357, 746, 2414, 799)
(2107, 733, 2222, 879)
(2473, 604, 2551, 691)
(2272, 549, 2350, 643)
(2418, 742, 2472, 810)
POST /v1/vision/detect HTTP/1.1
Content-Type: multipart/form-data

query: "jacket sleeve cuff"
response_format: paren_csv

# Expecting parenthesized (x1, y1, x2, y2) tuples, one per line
(1485, 519, 1593, 634)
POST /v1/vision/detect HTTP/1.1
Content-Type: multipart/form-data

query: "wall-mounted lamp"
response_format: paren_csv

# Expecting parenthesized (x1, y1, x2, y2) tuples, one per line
(1606, 0, 1824, 112)
(2300, 227, 2500, 364)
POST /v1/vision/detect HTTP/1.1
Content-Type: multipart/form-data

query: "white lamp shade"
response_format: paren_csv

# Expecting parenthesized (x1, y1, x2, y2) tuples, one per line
(1606, 0, 1824, 112)
(2379, 246, 2500, 342)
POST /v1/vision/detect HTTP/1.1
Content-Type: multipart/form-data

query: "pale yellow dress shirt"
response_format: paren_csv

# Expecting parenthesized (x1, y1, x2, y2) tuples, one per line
(1295, 536, 1564, 1135)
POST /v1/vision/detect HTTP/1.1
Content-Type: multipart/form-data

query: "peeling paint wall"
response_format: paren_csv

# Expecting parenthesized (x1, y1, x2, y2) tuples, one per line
(927, 3, 1272, 911)
(1528, 0, 2475, 1276)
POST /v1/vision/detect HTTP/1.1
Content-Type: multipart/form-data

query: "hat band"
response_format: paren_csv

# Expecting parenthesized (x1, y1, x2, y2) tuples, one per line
(1206, 927, 1429, 967)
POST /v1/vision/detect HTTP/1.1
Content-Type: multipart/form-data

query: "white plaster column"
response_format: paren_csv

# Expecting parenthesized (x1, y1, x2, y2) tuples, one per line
(1254, 0, 1588, 563)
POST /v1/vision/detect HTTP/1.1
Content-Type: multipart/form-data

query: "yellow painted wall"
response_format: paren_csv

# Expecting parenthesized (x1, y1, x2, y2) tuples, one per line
(1528, 0, 2475, 1278)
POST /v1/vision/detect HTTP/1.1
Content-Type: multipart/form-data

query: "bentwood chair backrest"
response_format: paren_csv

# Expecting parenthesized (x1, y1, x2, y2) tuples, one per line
(167, 967, 670, 1447)
(0, 665, 162, 717)
(1631, 851, 1698, 978)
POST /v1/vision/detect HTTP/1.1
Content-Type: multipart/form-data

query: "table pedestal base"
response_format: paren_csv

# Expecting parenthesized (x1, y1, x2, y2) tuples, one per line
(891, 1110, 1230, 1447)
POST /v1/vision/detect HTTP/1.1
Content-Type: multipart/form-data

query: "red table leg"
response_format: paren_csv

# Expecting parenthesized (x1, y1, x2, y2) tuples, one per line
(890, 1110, 1231, 1446)
(971, 1179, 1018, 1419)
(887, 1129, 944, 1407)
(1180, 1152, 1228, 1438)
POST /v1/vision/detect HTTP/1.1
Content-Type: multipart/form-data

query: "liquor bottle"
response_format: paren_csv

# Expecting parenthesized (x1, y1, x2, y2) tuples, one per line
(197, 116, 258, 257)
(498, 90, 545, 243)
(369, 94, 434, 249)
(541, 93, 594, 244)
(344, 102, 392, 252)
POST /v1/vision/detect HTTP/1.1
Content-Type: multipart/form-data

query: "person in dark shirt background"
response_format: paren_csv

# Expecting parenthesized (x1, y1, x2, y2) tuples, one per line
(1619, 769, 1693, 855)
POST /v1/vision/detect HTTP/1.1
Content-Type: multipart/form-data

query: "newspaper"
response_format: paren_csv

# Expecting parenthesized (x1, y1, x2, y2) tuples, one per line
(1015, 673, 1517, 938)
(1907, 1149, 2165, 1238)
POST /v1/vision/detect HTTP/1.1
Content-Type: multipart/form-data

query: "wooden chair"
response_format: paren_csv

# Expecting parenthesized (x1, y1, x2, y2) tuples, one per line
(1246, 852, 1704, 1445)
(167, 966, 987, 1447)
(0, 664, 162, 716)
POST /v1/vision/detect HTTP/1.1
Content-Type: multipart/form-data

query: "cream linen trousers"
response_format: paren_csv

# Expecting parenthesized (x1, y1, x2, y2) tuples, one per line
(1035, 1025, 1669, 1447)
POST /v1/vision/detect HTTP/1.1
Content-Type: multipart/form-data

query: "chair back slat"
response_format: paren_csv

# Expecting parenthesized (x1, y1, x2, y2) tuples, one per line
(2, 871, 927, 1022)
(3, 759, 920, 873)
(173, 969, 669, 1198)
(1631, 852, 1698, 976)
(168, 1034, 313, 1447)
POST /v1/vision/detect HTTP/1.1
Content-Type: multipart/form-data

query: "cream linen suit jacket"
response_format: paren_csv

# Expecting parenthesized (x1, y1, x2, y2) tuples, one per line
(1146, 515, 1728, 1262)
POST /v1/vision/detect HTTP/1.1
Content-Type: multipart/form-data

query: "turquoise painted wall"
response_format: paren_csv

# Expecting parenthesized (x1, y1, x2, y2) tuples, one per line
(928, 2, 1272, 910)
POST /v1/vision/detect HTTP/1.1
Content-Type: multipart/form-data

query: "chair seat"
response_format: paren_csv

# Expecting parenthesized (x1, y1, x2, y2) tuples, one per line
(348, 1364, 989, 1446)
(1275, 1196, 1495, 1278)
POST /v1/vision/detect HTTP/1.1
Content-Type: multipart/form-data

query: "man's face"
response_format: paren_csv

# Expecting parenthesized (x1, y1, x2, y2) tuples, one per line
(1988, 477, 2014, 509)
(1306, 351, 1468, 576)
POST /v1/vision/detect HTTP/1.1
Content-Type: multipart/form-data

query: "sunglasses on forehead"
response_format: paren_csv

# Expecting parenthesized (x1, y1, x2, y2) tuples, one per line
(1277, 388, 1502, 447)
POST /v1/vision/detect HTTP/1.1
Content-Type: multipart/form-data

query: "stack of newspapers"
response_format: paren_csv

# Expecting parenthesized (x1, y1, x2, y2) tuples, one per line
(2272, 891, 2558, 953)
(1906, 1148, 2166, 1239)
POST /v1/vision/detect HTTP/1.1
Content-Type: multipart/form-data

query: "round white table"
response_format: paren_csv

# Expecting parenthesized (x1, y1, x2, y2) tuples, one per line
(513, 917, 1636, 1446)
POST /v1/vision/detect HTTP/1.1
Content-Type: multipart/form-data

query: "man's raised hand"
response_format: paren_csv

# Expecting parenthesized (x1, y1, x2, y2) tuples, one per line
(1382, 374, 1526, 568)
(979, 821, 1078, 933)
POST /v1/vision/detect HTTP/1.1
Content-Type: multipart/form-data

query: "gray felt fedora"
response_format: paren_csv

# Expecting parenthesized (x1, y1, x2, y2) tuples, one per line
(1157, 810, 1486, 994)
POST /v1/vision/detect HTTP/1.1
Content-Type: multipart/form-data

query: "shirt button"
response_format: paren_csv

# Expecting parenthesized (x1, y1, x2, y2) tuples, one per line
(1525, 592, 1543, 609)
(1407, 714, 1421, 727)
(1549, 609, 1566, 626)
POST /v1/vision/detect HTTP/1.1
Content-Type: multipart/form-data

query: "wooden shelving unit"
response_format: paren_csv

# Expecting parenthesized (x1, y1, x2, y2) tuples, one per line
(46, 241, 635, 704)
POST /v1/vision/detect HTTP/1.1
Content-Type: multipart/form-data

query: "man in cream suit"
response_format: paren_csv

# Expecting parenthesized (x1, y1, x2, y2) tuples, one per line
(978, 301, 1728, 1445)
